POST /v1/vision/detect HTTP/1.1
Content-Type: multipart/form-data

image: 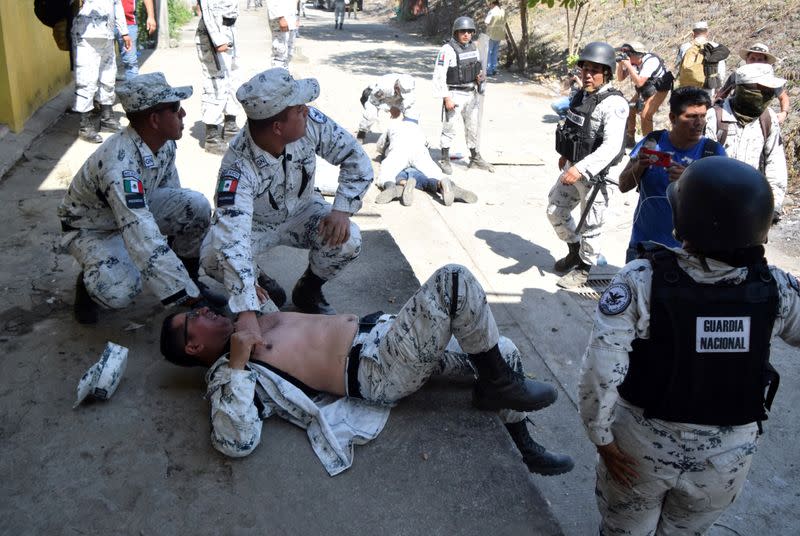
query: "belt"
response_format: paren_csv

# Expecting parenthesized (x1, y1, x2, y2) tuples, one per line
(222, 16, 236, 26)
(448, 84, 475, 91)
(346, 343, 363, 399)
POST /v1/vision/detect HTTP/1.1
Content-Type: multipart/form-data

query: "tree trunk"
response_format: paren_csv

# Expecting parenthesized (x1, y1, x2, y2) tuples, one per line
(517, 0, 528, 71)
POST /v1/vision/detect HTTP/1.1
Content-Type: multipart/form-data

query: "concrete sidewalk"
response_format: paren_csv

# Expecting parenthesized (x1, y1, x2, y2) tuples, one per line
(2, 2, 799, 535)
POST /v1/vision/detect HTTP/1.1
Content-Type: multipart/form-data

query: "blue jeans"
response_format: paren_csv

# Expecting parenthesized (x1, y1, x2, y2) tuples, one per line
(396, 167, 437, 192)
(487, 39, 500, 75)
(115, 23, 139, 80)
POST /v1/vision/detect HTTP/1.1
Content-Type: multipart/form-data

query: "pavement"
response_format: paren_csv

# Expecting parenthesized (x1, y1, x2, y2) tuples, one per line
(1, 3, 799, 536)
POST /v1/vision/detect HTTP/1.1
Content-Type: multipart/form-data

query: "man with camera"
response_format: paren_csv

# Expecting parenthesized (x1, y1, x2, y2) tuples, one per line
(616, 42, 673, 147)
(618, 87, 725, 262)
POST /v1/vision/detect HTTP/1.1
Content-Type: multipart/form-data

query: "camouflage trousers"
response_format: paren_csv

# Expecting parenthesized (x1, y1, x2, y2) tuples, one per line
(546, 172, 613, 265)
(72, 36, 116, 113)
(67, 188, 210, 309)
(195, 23, 241, 126)
(596, 402, 758, 535)
(268, 21, 295, 69)
(440, 89, 480, 150)
(355, 264, 526, 424)
(201, 193, 361, 284)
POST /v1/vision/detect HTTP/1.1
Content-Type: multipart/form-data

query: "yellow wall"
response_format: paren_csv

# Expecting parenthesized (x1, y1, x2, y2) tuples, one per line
(0, 1, 72, 132)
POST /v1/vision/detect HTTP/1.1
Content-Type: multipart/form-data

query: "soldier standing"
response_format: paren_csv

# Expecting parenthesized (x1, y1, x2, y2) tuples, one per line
(195, 0, 242, 155)
(267, 0, 298, 68)
(200, 69, 373, 336)
(548, 42, 628, 288)
(579, 157, 800, 534)
(72, 0, 131, 143)
(58, 73, 214, 324)
(432, 16, 494, 174)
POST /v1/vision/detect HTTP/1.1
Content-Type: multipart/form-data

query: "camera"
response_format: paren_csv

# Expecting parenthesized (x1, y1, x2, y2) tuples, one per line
(615, 52, 629, 62)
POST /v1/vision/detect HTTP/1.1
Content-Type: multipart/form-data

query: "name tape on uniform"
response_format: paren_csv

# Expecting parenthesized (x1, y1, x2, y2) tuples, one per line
(696, 317, 750, 353)
(566, 110, 585, 126)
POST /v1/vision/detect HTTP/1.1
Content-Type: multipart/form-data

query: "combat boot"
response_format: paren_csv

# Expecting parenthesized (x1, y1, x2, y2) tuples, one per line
(375, 181, 402, 204)
(204, 124, 227, 155)
(506, 420, 575, 476)
(553, 242, 581, 273)
(556, 262, 591, 289)
(291, 266, 336, 315)
(257, 270, 287, 308)
(400, 177, 416, 206)
(438, 148, 453, 175)
(78, 112, 103, 144)
(74, 272, 99, 324)
(99, 104, 121, 132)
(468, 148, 495, 172)
(470, 344, 558, 412)
(356, 130, 367, 143)
(452, 181, 478, 204)
(223, 115, 240, 138)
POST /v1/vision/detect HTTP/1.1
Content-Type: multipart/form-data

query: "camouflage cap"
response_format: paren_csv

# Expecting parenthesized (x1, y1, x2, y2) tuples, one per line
(236, 68, 320, 120)
(116, 72, 193, 113)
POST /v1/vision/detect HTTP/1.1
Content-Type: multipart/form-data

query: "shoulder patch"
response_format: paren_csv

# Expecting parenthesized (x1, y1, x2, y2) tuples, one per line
(436, 51, 446, 66)
(788, 273, 800, 295)
(122, 170, 138, 178)
(598, 282, 632, 316)
(216, 170, 239, 207)
(254, 155, 269, 169)
(122, 177, 146, 209)
(142, 154, 156, 168)
(307, 107, 326, 124)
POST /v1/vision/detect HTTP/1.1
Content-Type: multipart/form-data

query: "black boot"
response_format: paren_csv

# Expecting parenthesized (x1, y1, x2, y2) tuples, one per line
(506, 420, 574, 476)
(74, 272, 99, 324)
(468, 148, 495, 172)
(556, 262, 591, 289)
(291, 266, 336, 315)
(257, 270, 287, 308)
(356, 129, 367, 143)
(78, 112, 103, 144)
(223, 115, 240, 138)
(553, 242, 581, 273)
(470, 345, 557, 411)
(439, 148, 453, 175)
(204, 124, 227, 155)
(99, 104, 121, 132)
(179, 256, 228, 309)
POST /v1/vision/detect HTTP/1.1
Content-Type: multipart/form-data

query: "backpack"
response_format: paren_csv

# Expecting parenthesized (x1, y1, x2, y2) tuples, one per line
(33, 0, 73, 27)
(714, 105, 773, 172)
(678, 43, 706, 88)
(702, 43, 730, 89)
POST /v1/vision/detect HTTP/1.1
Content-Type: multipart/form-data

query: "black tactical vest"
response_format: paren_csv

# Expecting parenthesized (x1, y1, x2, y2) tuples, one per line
(446, 39, 481, 87)
(618, 245, 780, 426)
(555, 87, 625, 171)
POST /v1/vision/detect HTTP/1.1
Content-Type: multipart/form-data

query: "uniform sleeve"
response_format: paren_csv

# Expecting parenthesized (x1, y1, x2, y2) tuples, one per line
(202, 0, 226, 47)
(772, 269, 800, 347)
(573, 94, 628, 178)
(375, 129, 389, 156)
(205, 162, 262, 313)
(704, 107, 719, 140)
(99, 153, 199, 303)
(266, 0, 293, 20)
(401, 88, 416, 113)
(762, 110, 788, 209)
(207, 365, 264, 458)
(578, 262, 652, 446)
(307, 110, 373, 214)
(114, 0, 128, 35)
(432, 46, 452, 99)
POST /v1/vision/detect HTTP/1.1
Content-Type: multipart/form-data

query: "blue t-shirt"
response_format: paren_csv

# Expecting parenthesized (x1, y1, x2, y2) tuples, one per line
(628, 131, 726, 250)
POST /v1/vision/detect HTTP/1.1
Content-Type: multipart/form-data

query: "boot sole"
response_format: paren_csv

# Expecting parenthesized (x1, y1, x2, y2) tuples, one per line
(401, 178, 416, 206)
(527, 458, 575, 476)
(473, 384, 558, 412)
(440, 178, 454, 206)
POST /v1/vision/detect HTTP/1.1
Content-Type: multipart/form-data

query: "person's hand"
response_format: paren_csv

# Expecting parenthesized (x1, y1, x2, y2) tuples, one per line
(389, 106, 401, 119)
(146, 16, 157, 34)
(255, 284, 269, 304)
(476, 71, 485, 84)
(560, 165, 583, 185)
(234, 311, 262, 342)
(122, 34, 133, 51)
(777, 111, 788, 124)
(443, 97, 456, 111)
(319, 210, 351, 247)
(216, 43, 229, 53)
(558, 156, 567, 170)
(597, 441, 639, 487)
(228, 329, 262, 369)
(667, 162, 686, 182)
(278, 16, 289, 32)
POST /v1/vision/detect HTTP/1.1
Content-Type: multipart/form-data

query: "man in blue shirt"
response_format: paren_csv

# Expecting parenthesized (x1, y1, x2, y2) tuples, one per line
(619, 87, 726, 262)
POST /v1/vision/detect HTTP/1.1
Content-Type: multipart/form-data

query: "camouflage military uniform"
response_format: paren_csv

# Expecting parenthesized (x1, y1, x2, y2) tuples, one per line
(578, 247, 800, 534)
(195, 0, 241, 126)
(546, 84, 628, 265)
(58, 127, 209, 308)
(266, 0, 297, 68)
(71, 0, 128, 113)
(206, 264, 526, 475)
(358, 74, 416, 134)
(200, 105, 373, 314)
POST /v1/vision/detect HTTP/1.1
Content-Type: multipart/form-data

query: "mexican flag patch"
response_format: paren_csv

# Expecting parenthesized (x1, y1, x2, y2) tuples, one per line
(124, 178, 144, 194)
(218, 177, 238, 193)
(216, 169, 241, 207)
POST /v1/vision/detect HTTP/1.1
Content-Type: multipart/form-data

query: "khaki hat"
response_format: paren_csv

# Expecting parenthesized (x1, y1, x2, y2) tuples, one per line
(237, 68, 320, 120)
(735, 63, 786, 88)
(74, 342, 129, 408)
(621, 41, 647, 54)
(739, 43, 777, 65)
(116, 72, 192, 113)
(692, 21, 708, 30)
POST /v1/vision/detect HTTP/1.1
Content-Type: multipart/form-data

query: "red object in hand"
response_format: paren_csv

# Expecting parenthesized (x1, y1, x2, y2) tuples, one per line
(640, 148, 671, 168)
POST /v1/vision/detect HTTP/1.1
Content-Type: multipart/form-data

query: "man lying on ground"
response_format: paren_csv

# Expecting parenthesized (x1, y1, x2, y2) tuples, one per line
(161, 264, 574, 476)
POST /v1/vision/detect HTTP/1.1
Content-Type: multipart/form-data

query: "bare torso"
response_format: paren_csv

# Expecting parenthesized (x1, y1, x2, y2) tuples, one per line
(251, 312, 359, 396)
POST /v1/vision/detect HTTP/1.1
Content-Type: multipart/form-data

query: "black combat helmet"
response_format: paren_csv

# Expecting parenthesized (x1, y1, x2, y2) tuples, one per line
(667, 156, 774, 252)
(577, 42, 616, 79)
(452, 16, 477, 37)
